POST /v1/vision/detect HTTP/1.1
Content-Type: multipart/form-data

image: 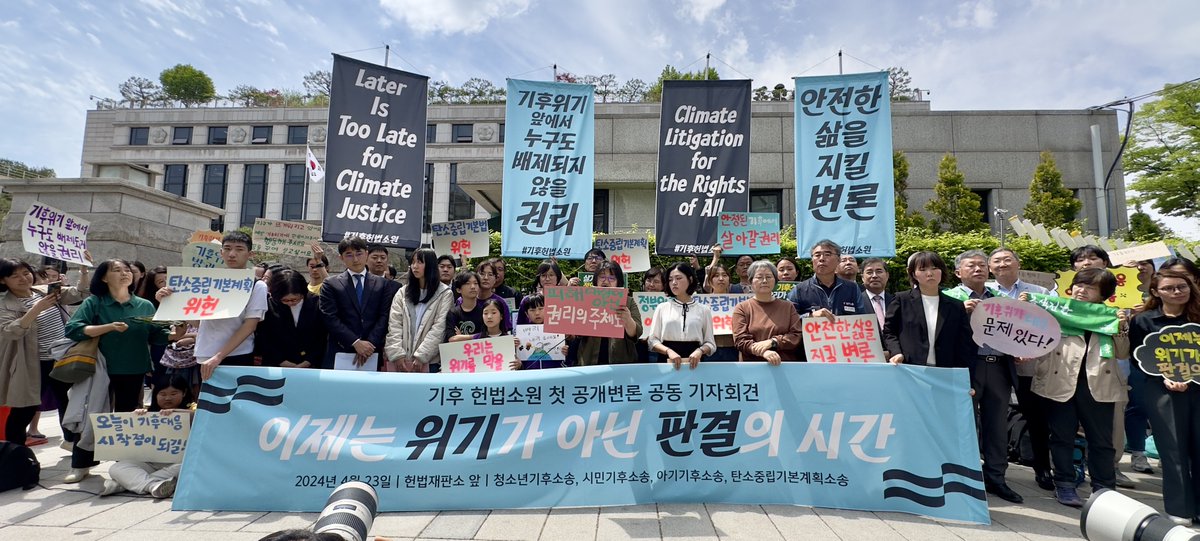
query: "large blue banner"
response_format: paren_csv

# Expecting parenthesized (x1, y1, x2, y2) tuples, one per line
(500, 79, 594, 259)
(174, 364, 988, 524)
(794, 72, 896, 257)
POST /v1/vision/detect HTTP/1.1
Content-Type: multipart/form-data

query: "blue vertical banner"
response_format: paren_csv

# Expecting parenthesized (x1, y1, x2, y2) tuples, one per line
(794, 72, 895, 257)
(501, 79, 595, 259)
(173, 364, 988, 524)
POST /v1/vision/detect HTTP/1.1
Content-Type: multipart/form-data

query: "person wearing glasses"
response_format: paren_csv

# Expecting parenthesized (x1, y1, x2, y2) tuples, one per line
(568, 248, 607, 286)
(306, 243, 329, 296)
(732, 260, 803, 364)
(574, 261, 643, 365)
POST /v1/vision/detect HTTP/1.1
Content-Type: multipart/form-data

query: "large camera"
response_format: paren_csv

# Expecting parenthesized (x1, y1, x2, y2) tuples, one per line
(313, 481, 379, 541)
(1081, 489, 1198, 541)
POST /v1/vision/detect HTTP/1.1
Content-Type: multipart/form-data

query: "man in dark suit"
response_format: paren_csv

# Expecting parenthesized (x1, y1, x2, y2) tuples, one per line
(860, 258, 893, 327)
(319, 236, 400, 370)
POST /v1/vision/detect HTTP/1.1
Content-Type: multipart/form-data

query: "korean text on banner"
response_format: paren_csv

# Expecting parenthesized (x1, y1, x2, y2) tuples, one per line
(22, 203, 91, 266)
(1055, 268, 1142, 309)
(182, 242, 222, 268)
(634, 292, 669, 339)
(501, 79, 594, 259)
(801, 314, 885, 363)
(432, 219, 490, 260)
(322, 54, 428, 248)
(174, 364, 990, 525)
(695, 293, 753, 336)
(717, 212, 780, 255)
(155, 267, 256, 321)
(544, 286, 627, 338)
(1133, 323, 1200, 383)
(439, 337, 516, 374)
(794, 71, 896, 257)
(655, 80, 751, 256)
(253, 218, 323, 257)
(594, 234, 651, 273)
(970, 297, 1062, 358)
(90, 412, 190, 462)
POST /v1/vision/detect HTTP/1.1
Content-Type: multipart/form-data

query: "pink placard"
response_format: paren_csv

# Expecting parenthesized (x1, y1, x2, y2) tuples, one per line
(543, 286, 628, 338)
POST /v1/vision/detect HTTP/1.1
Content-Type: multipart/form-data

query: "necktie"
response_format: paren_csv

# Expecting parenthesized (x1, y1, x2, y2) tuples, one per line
(354, 274, 364, 305)
(872, 294, 885, 327)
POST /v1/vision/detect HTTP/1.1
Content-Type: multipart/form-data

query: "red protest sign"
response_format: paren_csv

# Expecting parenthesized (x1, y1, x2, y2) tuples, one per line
(544, 286, 627, 338)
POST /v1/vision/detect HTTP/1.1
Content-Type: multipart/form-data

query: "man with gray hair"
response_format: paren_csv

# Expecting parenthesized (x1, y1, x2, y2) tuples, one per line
(952, 248, 1023, 503)
(787, 239, 868, 321)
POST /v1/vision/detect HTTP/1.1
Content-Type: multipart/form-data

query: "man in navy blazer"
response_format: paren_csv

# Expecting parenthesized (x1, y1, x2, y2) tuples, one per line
(319, 236, 400, 369)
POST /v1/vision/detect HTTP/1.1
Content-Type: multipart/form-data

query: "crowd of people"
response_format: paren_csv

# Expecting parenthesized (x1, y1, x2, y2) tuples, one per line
(2, 232, 1200, 523)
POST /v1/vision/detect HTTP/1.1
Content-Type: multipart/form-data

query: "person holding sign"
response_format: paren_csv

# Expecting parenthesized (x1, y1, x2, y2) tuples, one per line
(568, 248, 606, 287)
(385, 249, 454, 373)
(732, 260, 803, 364)
(575, 261, 642, 365)
(99, 375, 194, 498)
(1026, 268, 1129, 507)
(534, 260, 565, 295)
(1130, 269, 1200, 524)
(64, 259, 180, 483)
(647, 264, 715, 370)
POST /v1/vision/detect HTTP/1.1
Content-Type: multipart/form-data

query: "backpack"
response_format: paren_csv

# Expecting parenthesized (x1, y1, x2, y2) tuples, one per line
(0, 441, 40, 492)
(1006, 407, 1034, 465)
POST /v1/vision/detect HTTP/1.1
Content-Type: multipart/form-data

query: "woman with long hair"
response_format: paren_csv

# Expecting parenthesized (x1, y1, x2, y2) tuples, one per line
(1129, 269, 1200, 524)
(385, 249, 453, 373)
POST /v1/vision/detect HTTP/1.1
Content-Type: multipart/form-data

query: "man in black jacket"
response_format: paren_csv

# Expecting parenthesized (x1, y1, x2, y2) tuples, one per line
(319, 236, 399, 370)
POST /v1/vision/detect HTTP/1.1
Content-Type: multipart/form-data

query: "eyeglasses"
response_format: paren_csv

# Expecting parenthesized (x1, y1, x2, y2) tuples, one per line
(308, 263, 325, 269)
(1157, 285, 1191, 294)
(585, 255, 605, 261)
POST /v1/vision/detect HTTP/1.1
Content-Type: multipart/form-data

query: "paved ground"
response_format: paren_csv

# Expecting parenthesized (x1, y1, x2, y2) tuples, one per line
(0, 411, 1186, 541)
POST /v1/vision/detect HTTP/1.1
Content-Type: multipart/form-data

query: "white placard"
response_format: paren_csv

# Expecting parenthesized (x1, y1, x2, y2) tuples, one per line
(155, 267, 256, 320)
(91, 411, 190, 462)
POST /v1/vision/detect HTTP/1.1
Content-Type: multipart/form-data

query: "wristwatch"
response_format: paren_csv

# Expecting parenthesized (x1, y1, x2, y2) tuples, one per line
(770, 338, 778, 350)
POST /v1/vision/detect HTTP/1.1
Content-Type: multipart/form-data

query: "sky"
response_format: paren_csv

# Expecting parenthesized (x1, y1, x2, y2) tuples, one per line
(1, 0, 1197, 237)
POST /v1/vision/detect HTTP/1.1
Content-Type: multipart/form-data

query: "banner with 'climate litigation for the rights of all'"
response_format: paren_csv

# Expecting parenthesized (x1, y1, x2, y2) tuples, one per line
(174, 364, 989, 525)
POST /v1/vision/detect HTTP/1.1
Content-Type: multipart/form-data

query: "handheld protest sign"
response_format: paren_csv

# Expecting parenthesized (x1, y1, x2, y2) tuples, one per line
(90, 411, 190, 462)
(717, 212, 780, 255)
(155, 267, 256, 320)
(515, 324, 567, 365)
(1133, 323, 1200, 384)
(23, 203, 91, 266)
(183, 241, 222, 268)
(253, 218, 323, 257)
(969, 297, 1061, 358)
(594, 234, 651, 273)
(544, 286, 627, 338)
(632, 292, 668, 339)
(801, 314, 885, 363)
(438, 336, 515, 374)
(695, 293, 752, 336)
(432, 219, 490, 259)
(1056, 269, 1142, 309)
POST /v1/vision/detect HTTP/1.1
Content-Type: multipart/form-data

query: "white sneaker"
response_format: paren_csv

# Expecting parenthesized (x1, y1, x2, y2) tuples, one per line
(149, 478, 176, 498)
(59, 440, 73, 452)
(64, 468, 90, 483)
(1115, 471, 1136, 488)
(99, 479, 123, 496)
(1131, 453, 1154, 474)
(1168, 515, 1192, 526)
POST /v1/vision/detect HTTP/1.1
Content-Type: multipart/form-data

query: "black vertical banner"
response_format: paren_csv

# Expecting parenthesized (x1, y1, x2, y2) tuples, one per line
(322, 54, 428, 247)
(655, 80, 751, 256)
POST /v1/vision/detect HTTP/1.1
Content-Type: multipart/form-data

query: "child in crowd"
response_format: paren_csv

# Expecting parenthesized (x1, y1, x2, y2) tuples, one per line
(516, 294, 544, 325)
(100, 376, 195, 498)
(445, 271, 483, 342)
(473, 298, 511, 341)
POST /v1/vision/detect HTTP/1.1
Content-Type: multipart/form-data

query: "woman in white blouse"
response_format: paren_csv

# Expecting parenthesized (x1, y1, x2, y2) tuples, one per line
(647, 263, 716, 370)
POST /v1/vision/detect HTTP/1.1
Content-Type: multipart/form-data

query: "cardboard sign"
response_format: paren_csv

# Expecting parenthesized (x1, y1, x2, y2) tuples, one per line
(801, 314, 885, 363)
(1055, 268, 1142, 309)
(432, 219, 490, 259)
(253, 218, 323, 257)
(1108, 241, 1173, 264)
(970, 297, 1062, 358)
(1017, 270, 1058, 293)
(22, 203, 91, 266)
(1133, 323, 1200, 384)
(514, 324, 567, 365)
(189, 230, 223, 244)
(438, 336, 515, 374)
(183, 241, 222, 268)
(156, 267, 256, 320)
(90, 411, 190, 462)
(594, 234, 651, 273)
(717, 212, 781, 255)
(695, 293, 753, 336)
(544, 286, 627, 338)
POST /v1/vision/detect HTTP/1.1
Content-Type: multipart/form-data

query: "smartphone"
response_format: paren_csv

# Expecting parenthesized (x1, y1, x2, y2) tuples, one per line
(47, 283, 62, 296)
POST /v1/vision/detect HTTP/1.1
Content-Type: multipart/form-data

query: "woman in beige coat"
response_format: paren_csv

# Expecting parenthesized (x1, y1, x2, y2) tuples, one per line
(384, 249, 453, 373)
(1027, 268, 1129, 508)
(1, 259, 86, 446)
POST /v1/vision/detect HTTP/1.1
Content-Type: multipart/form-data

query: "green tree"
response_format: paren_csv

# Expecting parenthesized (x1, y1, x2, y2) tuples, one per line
(888, 67, 914, 101)
(1126, 80, 1200, 220)
(645, 65, 719, 102)
(614, 78, 648, 102)
(118, 76, 162, 108)
(1024, 151, 1081, 228)
(227, 84, 270, 107)
(1125, 206, 1172, 242)
(159, 64, 216, 107)
(892, 151, 926, 229)
(302, 70, 331, 97)
(925, 153, 986, 233)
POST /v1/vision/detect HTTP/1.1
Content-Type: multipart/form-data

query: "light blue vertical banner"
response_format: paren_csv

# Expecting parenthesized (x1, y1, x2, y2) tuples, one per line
(794, 72, 895, 257)
(501, 79, 595, 259)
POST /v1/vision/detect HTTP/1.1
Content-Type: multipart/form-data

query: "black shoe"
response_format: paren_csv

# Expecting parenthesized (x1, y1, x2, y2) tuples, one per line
(1035, 471, 1055, 491)
(986, 483, 1024, 504)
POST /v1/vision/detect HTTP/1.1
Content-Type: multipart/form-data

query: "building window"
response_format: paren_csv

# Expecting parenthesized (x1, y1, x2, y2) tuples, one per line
(202, 164, 227, 210)
(423, 163, 435, 234)
(287, 125, 308, 145)
(172, 127, 192, 145)
(129, 127, 149, 145)
(453, 124, 473, 143)
(208, 126, 228, 145)
(240, 164, 268, 228)
(972, 189, 992, 226)
(163, 164, 187, 196)
(499, 123, 505, 144)
(282, 164, 306, 220)
(427, 124, 437, 143)
(594, 189, 609, 234)
(448, 163, 474, 221)
(750, 189, 783, 225)
(252, 125, 272, 144)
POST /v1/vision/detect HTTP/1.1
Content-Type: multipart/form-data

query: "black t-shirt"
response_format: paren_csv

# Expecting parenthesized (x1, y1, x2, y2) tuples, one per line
(445, 302, 484, 342)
